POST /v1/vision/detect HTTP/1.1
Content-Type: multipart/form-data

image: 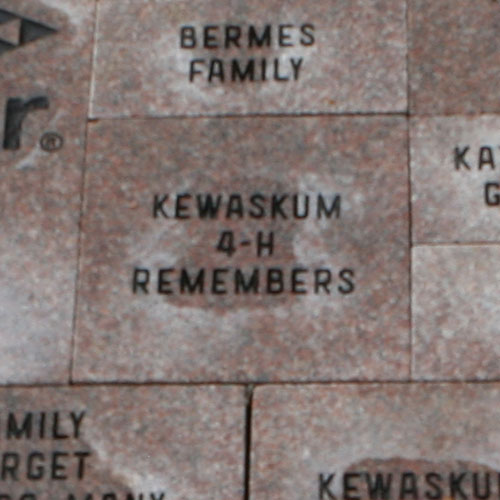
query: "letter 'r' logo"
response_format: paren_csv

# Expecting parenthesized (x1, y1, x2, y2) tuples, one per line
(0, 8, 57, 55)
(3, 96, 50, 150)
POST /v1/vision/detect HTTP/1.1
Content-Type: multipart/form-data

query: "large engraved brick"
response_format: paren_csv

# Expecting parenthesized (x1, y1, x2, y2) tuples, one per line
(90, 0, 407, 118)
(0, 0, 95, 383)
(413, 245, 500, 380)
(409, 0, 500, 114)
(74, 116, 409, 382)
(411, 116, 500, 244)
(0, 385, 245, 499)
(251, 384, 500, 499)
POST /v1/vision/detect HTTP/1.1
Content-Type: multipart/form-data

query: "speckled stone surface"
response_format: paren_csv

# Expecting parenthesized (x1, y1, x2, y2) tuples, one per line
(251, 383, 500, 499)
(0, 385, 245, 499)
(409, 0, 500, 115)
(411, 116, 500, 244)
(74, 116, 409, 383)
(0, 0, 95, 383)
(90, 0, 407, 118)
(413, 245, 500, 380)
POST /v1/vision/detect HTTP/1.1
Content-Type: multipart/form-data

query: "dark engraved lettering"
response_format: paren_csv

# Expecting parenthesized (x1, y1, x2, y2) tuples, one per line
(1, 453, 19, 480)
(74, 451, 91, 480)
(485, 182, 500, 206)
(208, 59, 224, 82)
(278, 24, 294, 47)
(248, 25, 272, 47)
(175, 194, 191, 219)
(338, 269, 355, 294)
(189, 59, 204, 82)
(290, 57, 303, 80)
(315, 269, 332, 294)
(478, 146, 495, 170)
(291, 268, 307, 294)
(256, 231, 274, 257)
(224, 25, 241, 48)
(39, 413, 45, 439)
(319, 473, 337, 500)
(70, 412, 85, 439)
(293, 193, 309, 219)
(197, 194, 222, 218)
(203, 25, 219, 48)
(235, 268, 259, 293)
(271, 194, 288, 219)
(231, 59, 255, 82)
(52, 412, 69, 440)
(212, 268, 229, 294)
(133, 267, 352, 296)
(180, 26, 196, 48)
(274, 58, 289, 81)
(454, 146, 471, 170)
(449, 473, 467, 500)
(473, 473, 491, 500)
(344, 473, 361, 500)
(27, 452, 44, 480)
(424, 473, 443, 500)
(318, 195, 341, 219)
(51, 452, 68, 480)
(158, 268, 174, 295)
(249, 194, 266, 218)
(180, 269, 205, 294)
(216, 231, 236, 257)
(151, 193, 342, 220)
(7, 414, 32, 439)
(400, 472, 419, 500)
(267, 268, 284, 294)
(227, 194, 244, 218)
(133, 268, 150, 294)
(300, 23, 315, 45)
(367, 473, 393, 500)
(153, 195, 169, 218)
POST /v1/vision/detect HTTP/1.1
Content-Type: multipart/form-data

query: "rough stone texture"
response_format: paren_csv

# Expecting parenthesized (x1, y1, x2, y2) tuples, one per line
(411, 116, 500, 244)
(91, 0, 407, 118)
(413, 245, 500, 380)
(0, 385, 245, 499)
(74, 116, 409, 383)
(251, 383, 500, 500)
(0, 0, 95, 383)
(409, 0, 500, 115)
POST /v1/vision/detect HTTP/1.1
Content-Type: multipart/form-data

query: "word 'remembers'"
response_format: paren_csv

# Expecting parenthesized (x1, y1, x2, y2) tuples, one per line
(179, 23, 316, 83)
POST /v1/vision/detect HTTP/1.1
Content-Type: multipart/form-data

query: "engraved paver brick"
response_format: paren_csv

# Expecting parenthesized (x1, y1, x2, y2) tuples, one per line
(251, 383, 500, 500)
(0, 0, 95, 383)
(413, 245, 500, 380)
(74, 116, 409, 383)
(411, 116, 500, 244)
(0, 385, 245, 499)
(409, 0, 500, 115)
(91, 0, 407, 118)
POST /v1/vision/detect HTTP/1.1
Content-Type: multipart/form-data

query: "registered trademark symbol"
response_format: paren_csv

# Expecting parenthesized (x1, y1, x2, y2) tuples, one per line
(40, 132, 64, 152)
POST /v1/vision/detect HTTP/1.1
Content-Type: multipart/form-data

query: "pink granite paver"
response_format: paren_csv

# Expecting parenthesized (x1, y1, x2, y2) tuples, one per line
(409, 0, 500, 115)
(91, 0, 407, 117)
(0, 385, 245, 499)
(74, 116, 410, 383)
(413, 245, 500, 380)
(251, 383, 500, 499)
(0, 0, 95, 383)
(411, 116, 500, 244)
